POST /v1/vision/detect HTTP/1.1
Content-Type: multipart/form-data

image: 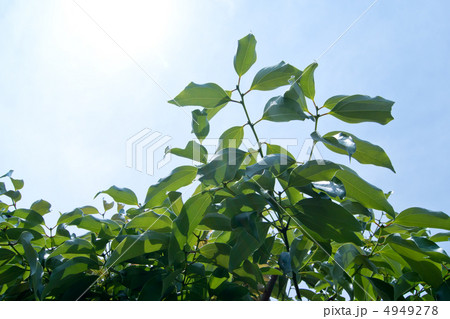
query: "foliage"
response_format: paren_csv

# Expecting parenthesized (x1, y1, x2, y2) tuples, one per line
(1, 34, 449, 301)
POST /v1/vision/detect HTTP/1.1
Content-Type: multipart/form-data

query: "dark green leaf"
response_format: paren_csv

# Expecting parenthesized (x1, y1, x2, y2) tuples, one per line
(366, 277, 394, 301)
(294, 198, 363, 245)
(229, 229, 261, 271)
(0, 265, 25, 285)
(436, 279, 450, 301)
(0, 248, 15, 262)
(169, 82, 231, 108)
(262, 87, 308, 122)
(199, 213, 231, 231)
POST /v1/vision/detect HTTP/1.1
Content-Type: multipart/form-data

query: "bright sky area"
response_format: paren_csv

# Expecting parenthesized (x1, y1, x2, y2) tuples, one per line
(1, 0, 449, 252)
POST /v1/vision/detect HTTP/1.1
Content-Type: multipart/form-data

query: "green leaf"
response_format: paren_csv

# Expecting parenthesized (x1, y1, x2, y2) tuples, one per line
(144, 166, 197, 208)
(127, 210, 173, 232)
(394, 272, 421, 300)
(95, 186, 138, 206)
(266, 143, 296, 161)
(204, 90, 232, 120)
(11, 209, 45, 226)
(169, 82, 231, 108)
(18, 231, 43, 299)
(278, 252, 292, 277)
(322, 95, 348, 110)
(334, 243, 363, 270)
(0, 265, 25, 285)
(410, 236, 450, 264)
(329, 95, 394, 125)
(394, 207, 450, 230)
(296, 198, 363, 232)
(231, 212, 259, 240)
(430, 232, 450, 242)
(57, 208, 83, 225)
(229, 229, 261, 271)
(105, 232, 170, 267)
(335, 167, 395, 218)
(217, 126, 244, 152)
(199, 213, 232, 231)
(386, 234, 443, 288)
(192, 109, 210, 142)
(289, 160, 342, 187)
(286, 81, 309, 113)
(311, 131, 356, 161)
(48, 238, 97, 259)
(262, 95, 307, 122)
(166, 140, 208, 164)
(43, 257, 99, 298)
(366, 277, 394, 301)
(11, 178, 24, 191)
(234, 33, 257, 77)
(436, 279, 450, 301)
(294, 198, 363, 245)
(246, 153, 296, 178)
(322, 131, 395, 172)
(198, 148, 247, 186)
(103, 199, 114, 212)
(299, 62, 318, 100)
(311, 178, 346, 199)
(250, 61, 301, 91)
(0, 248, 15, 262)
(30, 200, 51, 216)
(199, 243, 231, 269)
(68, 215, 120, 235)
(290, 236, 313, 272)
(169, 193, 212, 264)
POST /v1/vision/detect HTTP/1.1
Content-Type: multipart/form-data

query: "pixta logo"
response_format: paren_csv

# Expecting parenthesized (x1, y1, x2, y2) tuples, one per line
(126, 129, 324, 176)
(126, 128, 172, 175)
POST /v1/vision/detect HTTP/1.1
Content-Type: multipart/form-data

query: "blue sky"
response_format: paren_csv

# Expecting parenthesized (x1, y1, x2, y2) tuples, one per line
(1, 0, 449, 245)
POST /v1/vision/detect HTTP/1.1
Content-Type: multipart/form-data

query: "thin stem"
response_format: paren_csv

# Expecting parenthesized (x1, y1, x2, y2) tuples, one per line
(253, 118, 263, 126)
(308, 99, 320, 161)
(236, 85, 264, 158)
